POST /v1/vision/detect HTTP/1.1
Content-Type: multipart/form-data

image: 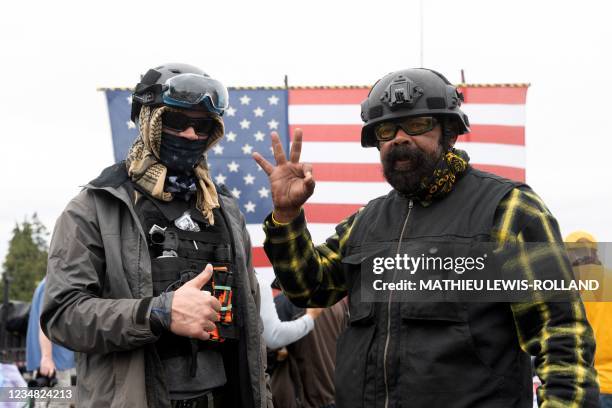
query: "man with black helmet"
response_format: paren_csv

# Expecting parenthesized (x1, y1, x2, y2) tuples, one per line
(254, 68, 599, 407)
(42, 63, 272, 408)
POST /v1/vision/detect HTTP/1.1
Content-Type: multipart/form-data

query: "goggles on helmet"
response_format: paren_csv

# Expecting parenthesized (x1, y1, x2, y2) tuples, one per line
(162, 111, 217, 137)
(162, 73, 229, 116)
(374, 116, 438, 142)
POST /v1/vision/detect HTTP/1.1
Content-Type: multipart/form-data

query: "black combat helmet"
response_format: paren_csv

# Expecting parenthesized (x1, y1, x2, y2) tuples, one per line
(130, 63, 229, 122)
(360, 68, 470, 147)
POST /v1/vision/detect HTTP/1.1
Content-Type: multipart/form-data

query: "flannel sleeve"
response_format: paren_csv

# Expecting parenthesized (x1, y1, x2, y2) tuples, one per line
(493, 187, 599, 407)
(262, 208, 361, 307)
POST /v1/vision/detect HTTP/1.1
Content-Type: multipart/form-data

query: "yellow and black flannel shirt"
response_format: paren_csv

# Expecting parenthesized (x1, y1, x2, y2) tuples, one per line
(263, 186, 599, 407)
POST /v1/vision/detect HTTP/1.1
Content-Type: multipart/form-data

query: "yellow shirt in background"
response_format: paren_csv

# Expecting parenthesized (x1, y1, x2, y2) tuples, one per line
(575, 264, 612, 394)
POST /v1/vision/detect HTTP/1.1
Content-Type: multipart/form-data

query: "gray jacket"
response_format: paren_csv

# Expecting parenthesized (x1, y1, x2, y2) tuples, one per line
(42, 164, 272, 408)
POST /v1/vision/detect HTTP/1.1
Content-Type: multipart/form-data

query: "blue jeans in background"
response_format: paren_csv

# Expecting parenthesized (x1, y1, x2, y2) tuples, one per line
(600, 394, 612, 408)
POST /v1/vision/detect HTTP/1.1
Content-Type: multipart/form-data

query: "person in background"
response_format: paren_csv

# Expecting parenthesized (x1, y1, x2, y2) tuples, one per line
(270, 293, 347, 408)
(26, 278, 75, 407)
(257, 273, 322, 350)
(566, 231, 612, 408)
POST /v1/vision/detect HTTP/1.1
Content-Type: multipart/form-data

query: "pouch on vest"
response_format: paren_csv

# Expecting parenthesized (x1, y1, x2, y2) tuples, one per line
(135, 193, 240, 346)
(151, 253, 239, 346)
(341, 244, 389, 325)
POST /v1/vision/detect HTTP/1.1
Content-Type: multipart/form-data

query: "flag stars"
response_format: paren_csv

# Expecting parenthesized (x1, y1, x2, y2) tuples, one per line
(226, 131, 237, 142)
(244, 201, 256, 213)
(253, 107, 265, 117)
(126, 120, 136, 129)
(240, 95, 251, 105)
(267, 119, 279, 130)
(215, 173, 227, 185)
(231, 188, 241, 199)
(254, 131, 265, 141)
(227, 161, 240, 172)
(212, 144, 224, 155)
(226, 106, 237, 117)
(258, 187, 270, 198)
(240, 119, 251, 129)
(241, 144, 254, 155)
(268, 95, 279, 105)
(243, 173, 255, 185)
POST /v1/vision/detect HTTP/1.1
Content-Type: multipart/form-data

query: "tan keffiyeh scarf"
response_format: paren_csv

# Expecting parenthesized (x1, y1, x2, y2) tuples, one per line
(125, 105, 224, 225)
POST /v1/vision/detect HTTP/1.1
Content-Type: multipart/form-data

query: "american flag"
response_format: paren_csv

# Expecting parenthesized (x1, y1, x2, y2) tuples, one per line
(103, 84, 527, 282)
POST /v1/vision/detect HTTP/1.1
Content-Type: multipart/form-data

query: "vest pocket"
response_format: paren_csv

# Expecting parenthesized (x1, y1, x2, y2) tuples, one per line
(347, 299, 374, 325)
(336, 246, 377, 408)
(399, 302, 501, 396)
(400, 301, 465, 322)
(335, 318, 376, 408)
(342, 243, 388, 319)
(150, 257, 192, 295)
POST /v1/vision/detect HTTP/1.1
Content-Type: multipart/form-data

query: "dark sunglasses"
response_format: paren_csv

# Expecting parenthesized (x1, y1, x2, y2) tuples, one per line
(162, 111, 217, 136)
(374, 116, 438, 142)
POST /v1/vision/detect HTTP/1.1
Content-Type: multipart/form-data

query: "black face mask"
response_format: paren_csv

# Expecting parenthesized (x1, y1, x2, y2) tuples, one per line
(159, 132, 208, 175)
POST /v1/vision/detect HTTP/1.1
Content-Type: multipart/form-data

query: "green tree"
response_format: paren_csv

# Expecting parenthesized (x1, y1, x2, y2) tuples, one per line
(1, 214, 49, 302)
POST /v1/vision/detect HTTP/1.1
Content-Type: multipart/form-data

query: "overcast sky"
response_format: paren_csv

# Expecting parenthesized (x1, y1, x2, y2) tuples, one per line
(1, 0, 611, 270)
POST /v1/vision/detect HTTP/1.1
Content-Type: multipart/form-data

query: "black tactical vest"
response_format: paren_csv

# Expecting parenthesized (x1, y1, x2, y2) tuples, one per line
(133, 187, 240, 395)
(335, 168, 534, 408)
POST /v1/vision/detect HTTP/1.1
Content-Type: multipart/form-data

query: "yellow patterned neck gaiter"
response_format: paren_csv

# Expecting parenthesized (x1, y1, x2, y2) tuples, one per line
(417, 148, 470, 206)
(125, 106, 224, 225)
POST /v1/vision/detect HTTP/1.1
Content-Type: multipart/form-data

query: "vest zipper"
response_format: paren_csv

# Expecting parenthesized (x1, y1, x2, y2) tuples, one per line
(383, 199, 413, 408)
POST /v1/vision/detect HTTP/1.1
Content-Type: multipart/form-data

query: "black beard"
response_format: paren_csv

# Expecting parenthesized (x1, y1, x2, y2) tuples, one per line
(381, 144, 441, 195)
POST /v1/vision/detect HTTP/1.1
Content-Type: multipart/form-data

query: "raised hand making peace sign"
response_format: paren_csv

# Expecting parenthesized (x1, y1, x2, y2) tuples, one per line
(252, 129, 315, 223)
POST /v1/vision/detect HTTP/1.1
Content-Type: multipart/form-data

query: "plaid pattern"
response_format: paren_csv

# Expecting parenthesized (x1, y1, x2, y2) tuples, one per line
(263, 186, 599, 407)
